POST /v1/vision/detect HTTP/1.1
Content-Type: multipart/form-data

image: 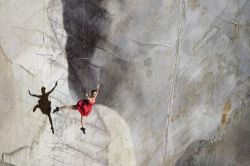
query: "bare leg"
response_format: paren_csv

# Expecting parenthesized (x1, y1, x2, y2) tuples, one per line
(80, 116, 87, 134)
(81, 116, 87, 127)
(59, 105, 76, 110)
(53, 105, 76, 113)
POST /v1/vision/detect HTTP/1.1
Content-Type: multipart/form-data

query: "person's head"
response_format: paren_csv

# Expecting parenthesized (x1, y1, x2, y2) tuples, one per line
(41, 87, 46, 94)
(91, 90, 98, 98)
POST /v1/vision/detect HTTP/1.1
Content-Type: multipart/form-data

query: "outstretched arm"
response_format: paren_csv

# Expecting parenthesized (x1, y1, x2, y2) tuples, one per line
(96, 84, 100, 96)
(28, 90, 41, 98)
(47, 81, 58, 94)
(85, 84, 100, 101)
(85, 92, 91, 100)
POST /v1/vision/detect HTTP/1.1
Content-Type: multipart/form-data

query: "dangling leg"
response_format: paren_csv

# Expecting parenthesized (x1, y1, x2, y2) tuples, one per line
(80, 115, 87, 134)
(81, 115, 87, 128)
(53, 105, 76, 113)
(48, 114, 54, 134)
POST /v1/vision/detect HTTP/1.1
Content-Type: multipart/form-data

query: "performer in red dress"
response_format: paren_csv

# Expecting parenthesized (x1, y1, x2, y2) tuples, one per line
(53, 84, 100, 134)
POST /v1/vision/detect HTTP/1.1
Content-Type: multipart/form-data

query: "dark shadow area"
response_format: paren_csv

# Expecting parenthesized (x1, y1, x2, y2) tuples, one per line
(28, 82, 57, 134)
(61, 0, 138, 109)
(61, 0, 112, 102)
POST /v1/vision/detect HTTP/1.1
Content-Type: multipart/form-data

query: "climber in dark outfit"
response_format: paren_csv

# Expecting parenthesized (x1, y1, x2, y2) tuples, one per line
(28, 81, 57, 134)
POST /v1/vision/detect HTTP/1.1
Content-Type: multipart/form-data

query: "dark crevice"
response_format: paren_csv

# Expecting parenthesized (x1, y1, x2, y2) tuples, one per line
(61, 0, 111, 101)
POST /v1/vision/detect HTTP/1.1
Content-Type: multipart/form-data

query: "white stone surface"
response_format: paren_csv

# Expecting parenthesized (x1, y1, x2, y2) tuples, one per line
(0, 0, 250, 166)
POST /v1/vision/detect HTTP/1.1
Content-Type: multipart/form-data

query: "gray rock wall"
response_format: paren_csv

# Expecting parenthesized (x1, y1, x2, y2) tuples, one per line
(0, 0, 249, 165)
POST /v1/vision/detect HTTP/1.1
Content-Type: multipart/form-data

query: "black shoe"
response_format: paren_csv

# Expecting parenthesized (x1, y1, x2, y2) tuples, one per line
(53, 107, 59, 113)
(80, 127, 86, 134)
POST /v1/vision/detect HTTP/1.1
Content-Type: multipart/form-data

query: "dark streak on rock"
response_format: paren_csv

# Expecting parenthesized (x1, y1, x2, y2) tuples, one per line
(61, 0, 111, 100)
(2, 146, 30, 162)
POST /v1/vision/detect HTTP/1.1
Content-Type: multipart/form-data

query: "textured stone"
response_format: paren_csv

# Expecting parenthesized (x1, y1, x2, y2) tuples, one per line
(0, 0, 250, 166)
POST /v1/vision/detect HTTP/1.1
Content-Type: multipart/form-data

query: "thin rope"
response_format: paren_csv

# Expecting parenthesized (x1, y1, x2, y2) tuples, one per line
(35, 0, 51, 56)
(82, 0, 89, 93)
(43, 0, 45, 43)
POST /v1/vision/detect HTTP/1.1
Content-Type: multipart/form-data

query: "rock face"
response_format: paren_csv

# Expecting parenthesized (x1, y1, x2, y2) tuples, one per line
(0, 0, 250, 165)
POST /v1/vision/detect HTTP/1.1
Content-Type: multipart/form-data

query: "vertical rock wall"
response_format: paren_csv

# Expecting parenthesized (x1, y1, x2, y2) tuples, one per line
(0, 0, 250, 165)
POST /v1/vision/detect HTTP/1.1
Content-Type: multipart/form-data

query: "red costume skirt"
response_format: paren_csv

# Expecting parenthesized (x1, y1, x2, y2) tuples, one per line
(76, 99, 94, 117)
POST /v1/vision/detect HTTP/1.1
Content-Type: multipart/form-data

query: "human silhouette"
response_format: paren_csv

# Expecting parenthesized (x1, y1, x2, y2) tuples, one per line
(28, 81, 57, 134)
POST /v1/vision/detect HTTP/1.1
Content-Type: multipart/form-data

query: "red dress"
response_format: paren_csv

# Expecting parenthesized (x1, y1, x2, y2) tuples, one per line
(76, 99, 95, 116)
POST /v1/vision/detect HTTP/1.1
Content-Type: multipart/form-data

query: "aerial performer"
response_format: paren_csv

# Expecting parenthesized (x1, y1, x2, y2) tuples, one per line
(28, 81, 58, 134)
(53, 84, 100, 134)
